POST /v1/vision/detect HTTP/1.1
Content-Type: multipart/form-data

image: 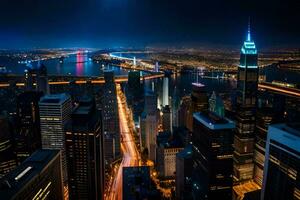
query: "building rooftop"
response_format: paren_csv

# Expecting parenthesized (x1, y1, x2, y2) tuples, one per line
(39, 93, 70, 104)
(0, 149, 60, 199)
(65, 97, 100, 132)
(276, 123, 300, 136)
(73, 97, 94, 115)
(73, 106, 92, 115)
(192, 82, 206, 93)
(192, 82, 205, 88)
(233, 180, 261, 199)
(157, 131, 172, 147)
(176, 144, 193, 159)
(193, 112, 235, 130)
(268, 123, 300, 152)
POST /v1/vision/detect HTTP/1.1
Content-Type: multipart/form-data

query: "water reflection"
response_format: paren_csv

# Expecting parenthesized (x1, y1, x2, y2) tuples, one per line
(2, 53, 129, 76)
(76, 52, 85, 76)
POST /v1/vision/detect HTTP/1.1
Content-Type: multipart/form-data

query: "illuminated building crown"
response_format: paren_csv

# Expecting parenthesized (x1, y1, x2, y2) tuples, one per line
(241, 19, 257, 55)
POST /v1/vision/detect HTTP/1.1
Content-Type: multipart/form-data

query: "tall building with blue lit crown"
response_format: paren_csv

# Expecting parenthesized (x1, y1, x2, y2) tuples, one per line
(233, 22, 259, 183)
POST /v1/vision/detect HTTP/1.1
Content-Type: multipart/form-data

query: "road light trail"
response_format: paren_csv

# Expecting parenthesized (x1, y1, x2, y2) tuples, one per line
(106, 84, 140, 200)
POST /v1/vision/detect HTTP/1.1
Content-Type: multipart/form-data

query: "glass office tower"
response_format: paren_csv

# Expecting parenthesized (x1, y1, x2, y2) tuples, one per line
(262, 124, 300, 200)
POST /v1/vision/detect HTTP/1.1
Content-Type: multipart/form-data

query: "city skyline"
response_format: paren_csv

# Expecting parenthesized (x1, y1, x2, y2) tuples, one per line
(0, 1, 299, 200)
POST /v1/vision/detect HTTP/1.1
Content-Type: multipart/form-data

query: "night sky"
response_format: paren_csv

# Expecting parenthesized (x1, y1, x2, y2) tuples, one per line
(0, 0, 299, 48)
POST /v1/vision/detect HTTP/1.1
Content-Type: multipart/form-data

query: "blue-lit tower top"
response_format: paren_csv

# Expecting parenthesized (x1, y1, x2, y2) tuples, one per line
(240, 20, 258, 69)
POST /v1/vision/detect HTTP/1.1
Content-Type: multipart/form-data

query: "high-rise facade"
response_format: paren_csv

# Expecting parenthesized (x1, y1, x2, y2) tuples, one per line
(128, 70, 143, 101)
(127, 70, 144, 120)
(145, 114, 158, 161)
(142, 90, 159, 161)
(144, 90, 158, 114)
(187, 83, 208, 131)
(172, 85, 180, 128)
(233, 24, 259, 182)
(162, 105, 172, 132)
(157, 145, 183, 178)
(162, 77, 169, 107)
(23, 63, 49, 94)
(208, 91, 225, 118)
(253, 108, 276, 186)
(39, 93, 72, 198)
(0, 149, 63, 200)
(66, 97, 104, 200)
(102, 71, 120, 161)
(261, 124, 300, 200)
(176, 145, 193, 200)
(253, 84, 300, 187)
(0, 115, 17, 178)
(139, 91, 158, 161)
(36, 63, 49, 95)
(24, 68, 34, 91)
(139, 112, 147, 150)
(15, 91, 43, 164)
(192, 112, 235, 200)
(178, 96, 191, 128)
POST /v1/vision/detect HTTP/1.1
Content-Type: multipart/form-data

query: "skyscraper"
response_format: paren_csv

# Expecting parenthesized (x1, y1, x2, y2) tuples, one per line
(155, 61, 159, 72)
(139, 112, 147, 151)
(133, 56, 137, 66)
(15, 91, 43, 164)
(24, 68, 33, 91)
(261, 124, 300, 200)
(187, 83, 208, 131)
(144, 90, 158, 114)
(36, 63, 49, 95)
(192, 112, 235, 200)
(162, 77, 169, 107)
(252, 83, 300, 188)
(156, 132, 183, 178)
(0, 149, 63, 200)
(176, 145, 193, 200)
(66, 97, 104, 200)
(178, 96, 191, 128)
(128, 70, 143, 101)
(172, 84, 180, 128)
(23, 62, 49, 94)
(39, 93, 72, 198)
(102, 70, 120, 161)
(0, 115, 17, 178)
(233, 23, 259, 182)
(145, 114, 158, 161)
(127, 70, 144, 119)
(162, 105, 172, 132)
(143, 90, 159, 161)
(253, 106, 278, 187)
(209, 91, 225, 118)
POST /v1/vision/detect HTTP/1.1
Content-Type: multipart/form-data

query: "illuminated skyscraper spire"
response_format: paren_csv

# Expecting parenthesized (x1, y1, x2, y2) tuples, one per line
(233, 19, 259, 184)
(247, 17, 251, 42)
(241, 18, 257, 56)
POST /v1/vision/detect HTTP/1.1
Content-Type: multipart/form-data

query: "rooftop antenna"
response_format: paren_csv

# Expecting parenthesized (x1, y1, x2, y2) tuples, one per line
(247, 17, 251, 42)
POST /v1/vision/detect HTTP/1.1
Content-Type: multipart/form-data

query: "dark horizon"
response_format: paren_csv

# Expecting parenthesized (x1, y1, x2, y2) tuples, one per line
(0, 0, 299, 49)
